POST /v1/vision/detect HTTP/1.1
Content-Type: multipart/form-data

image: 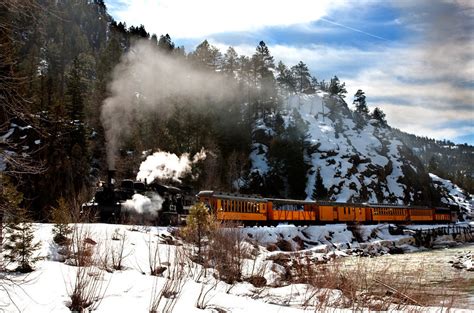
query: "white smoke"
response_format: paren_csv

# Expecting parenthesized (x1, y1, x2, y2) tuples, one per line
(136, 149, 207, 184)
(121, 193, 164, 217)
(101, 40, 235, 168)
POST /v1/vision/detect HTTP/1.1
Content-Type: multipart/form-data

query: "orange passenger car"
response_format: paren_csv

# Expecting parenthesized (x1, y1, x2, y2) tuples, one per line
(197, 191, 268, 223)
(267, 199, 316, 223)
(196, 190, 454, 225)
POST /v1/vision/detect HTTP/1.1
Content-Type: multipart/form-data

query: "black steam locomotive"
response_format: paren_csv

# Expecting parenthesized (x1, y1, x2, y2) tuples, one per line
(89, 170, 193, 225)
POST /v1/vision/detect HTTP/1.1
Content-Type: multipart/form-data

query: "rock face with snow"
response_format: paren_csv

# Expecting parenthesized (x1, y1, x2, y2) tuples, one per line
(430, 173, 473, 219)
(246, 93, 440, 205)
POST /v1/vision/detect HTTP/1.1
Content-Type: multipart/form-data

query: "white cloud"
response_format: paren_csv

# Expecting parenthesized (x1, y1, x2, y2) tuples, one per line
(376, 103, 473, 140)
(211, 40, 473, 141)
(109, 0, 348, 38)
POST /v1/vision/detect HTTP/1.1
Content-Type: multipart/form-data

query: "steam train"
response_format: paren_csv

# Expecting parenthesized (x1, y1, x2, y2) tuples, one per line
(90, 171, 193, 224)
(197, 191, 456, 225)
(90, 171, 455, 225)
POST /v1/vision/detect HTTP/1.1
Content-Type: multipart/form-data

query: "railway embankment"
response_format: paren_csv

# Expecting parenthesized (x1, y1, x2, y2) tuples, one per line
(242, 223, 474, 258)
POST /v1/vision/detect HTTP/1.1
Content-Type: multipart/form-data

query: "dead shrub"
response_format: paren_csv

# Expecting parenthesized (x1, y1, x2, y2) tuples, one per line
(266, 243, 278, 252)
(206, 222, 249, 284)
(195, 277, 218, 310)
(247, 275, 267, 287)
(275, 239, 293, 251)
(101, 229, 129, 272)
(66, 225, 108, 312)
(148, 235, 166, 276)
(347, 223, 364, 243)
(149, 247, 187, 313)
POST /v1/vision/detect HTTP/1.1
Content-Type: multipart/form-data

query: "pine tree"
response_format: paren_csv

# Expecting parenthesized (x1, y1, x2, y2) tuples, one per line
(312, 168, 328, 200)
(191, 40, 222, 71)
(276, 61, 296, 94)
(353, 89, 369, 115)
(157, 34, 174, 52)
(183, 202, 215, 261)
(353, 89, 369, 129)
(222, 46, 239, 79)
(329, 75, 347, 97)
(371, 107, 387, 126)
(251, 41, 277, 115)
(51, 197, 72, 245)
(291, 61, 311, 93)
(3, 207, 41, 273)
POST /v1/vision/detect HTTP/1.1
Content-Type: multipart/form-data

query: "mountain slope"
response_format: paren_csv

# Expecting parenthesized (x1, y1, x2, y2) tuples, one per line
(248, 93, 438, 205)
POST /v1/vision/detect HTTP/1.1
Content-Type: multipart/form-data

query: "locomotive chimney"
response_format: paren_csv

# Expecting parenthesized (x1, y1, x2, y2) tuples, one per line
(107, 169, 116, 186)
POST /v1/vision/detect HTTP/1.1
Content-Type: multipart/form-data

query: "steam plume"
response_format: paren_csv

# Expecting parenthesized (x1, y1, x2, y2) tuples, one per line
(136, 149, 206, 184)
(101, 40, 235, 168)
(121, 192, 164, 217)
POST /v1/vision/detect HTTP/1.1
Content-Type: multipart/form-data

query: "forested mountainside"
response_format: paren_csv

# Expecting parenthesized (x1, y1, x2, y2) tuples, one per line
(1, 0, 472, 220)
(393, 129, 474, 194)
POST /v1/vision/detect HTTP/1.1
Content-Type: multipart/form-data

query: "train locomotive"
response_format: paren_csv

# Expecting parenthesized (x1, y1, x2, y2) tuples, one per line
(197, 191, 456, 225)
(90, 170, 192, 224)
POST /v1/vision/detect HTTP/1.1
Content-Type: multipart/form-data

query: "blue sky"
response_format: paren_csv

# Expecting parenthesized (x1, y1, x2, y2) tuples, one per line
(105, 0, 473, 145)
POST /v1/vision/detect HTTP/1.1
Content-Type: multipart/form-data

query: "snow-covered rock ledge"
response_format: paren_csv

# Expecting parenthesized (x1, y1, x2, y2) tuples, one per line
(243, 223, 473, 258)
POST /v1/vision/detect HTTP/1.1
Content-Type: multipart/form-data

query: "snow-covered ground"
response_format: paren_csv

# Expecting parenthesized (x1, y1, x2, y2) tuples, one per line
(1, 223, 473, 312)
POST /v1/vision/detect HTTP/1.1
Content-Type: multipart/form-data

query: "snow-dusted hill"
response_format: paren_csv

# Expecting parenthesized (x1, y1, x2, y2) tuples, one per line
(248, 93, 470, 213)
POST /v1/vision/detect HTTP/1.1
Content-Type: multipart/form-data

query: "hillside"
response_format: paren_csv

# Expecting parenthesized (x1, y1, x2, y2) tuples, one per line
(244, 92, 473, 219)
(248, 93, 437, 204)
(0, 0, 472, 220)
(393, 128, 474, 194)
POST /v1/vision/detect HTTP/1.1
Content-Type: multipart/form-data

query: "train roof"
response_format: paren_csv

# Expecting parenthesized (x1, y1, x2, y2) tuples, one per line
(266, 198, 316, 205)
(197, 191, 267, 202)
(196, 191, 451, 211)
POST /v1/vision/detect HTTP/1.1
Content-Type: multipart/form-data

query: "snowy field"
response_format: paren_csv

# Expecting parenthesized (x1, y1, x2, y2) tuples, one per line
(1, 223, 473, 312)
